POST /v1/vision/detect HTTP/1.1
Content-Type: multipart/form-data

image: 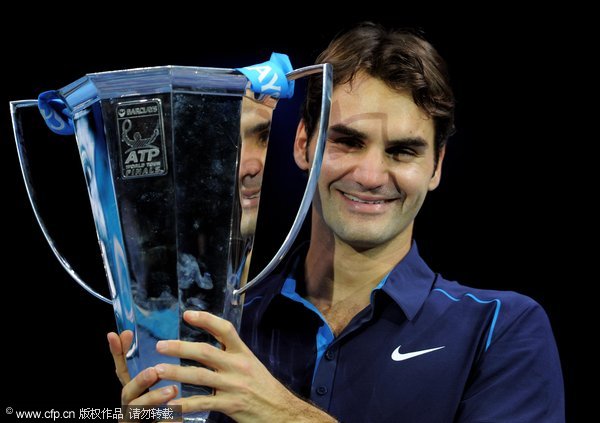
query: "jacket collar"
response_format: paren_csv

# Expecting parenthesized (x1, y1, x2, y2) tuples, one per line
(243, 241, 436, 323)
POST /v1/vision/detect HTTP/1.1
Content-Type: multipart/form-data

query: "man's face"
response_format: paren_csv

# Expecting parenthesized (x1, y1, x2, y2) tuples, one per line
(239, 95, 272, 238)
(295, 75, 443, 250)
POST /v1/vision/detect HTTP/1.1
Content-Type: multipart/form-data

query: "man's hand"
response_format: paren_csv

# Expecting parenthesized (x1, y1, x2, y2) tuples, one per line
(155, 310, 336, 422)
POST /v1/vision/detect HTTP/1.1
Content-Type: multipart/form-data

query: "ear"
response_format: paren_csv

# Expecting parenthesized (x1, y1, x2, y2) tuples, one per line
(293, 120, 311, 171)
(428, 145, 446, 191)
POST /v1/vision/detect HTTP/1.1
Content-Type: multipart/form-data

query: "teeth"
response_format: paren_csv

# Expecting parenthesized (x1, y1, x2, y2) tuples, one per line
(343, 193, 385, 204)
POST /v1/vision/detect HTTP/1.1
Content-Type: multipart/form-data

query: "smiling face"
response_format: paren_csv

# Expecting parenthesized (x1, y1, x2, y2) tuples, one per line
(295, 74, 444, 251)
(239, 95, 273, 238)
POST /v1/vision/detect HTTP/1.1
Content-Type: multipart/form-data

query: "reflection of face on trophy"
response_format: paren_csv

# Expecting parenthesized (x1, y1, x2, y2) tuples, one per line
(239, 94, 273, 238)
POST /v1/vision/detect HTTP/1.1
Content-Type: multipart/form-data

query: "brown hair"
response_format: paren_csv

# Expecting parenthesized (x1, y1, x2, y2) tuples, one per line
(303, 22, 455, 161)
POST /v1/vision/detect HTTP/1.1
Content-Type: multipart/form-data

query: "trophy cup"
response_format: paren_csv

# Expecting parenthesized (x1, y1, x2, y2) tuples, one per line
(10, 56, 332, 422)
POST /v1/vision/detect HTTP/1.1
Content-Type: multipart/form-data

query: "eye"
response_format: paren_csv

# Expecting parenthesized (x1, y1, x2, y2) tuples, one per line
(386, 146, 417, 160)
(330, 137, 363, 149)
(257, 129, 270, 147)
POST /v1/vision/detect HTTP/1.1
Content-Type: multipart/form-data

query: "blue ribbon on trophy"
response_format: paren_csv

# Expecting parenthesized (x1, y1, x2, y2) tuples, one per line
(37, 90, 75, 135)
(236, 52, 295, 99)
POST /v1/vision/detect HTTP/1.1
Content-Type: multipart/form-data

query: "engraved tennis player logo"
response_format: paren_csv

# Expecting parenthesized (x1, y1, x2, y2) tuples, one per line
(116, 99, 167, 178)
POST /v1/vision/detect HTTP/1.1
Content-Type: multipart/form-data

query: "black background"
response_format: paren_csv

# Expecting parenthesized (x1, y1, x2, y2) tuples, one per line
(1, 7, 585, 421)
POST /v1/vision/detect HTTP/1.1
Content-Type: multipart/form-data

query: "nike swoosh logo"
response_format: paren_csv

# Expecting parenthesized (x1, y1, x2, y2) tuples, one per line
(391, 345, 445, 362)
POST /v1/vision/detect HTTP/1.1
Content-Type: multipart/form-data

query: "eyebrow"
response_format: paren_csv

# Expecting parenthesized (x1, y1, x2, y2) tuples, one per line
(386, 138, 429, 150)
(329, 123, 429, 149)
(244, 120, 271, 138)
(329, 124, 368, 140)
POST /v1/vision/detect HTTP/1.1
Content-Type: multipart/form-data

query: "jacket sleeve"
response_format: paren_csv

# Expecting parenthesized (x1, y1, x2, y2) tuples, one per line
(456, 295, 565, 422)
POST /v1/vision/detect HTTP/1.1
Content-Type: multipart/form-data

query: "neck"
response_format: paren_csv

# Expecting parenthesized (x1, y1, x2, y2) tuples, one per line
(304, 210, 412, 311)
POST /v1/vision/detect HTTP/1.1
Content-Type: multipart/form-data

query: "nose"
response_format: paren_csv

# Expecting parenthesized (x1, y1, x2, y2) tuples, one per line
(352, 148, 389, 190)
(240, 157, 263, 183)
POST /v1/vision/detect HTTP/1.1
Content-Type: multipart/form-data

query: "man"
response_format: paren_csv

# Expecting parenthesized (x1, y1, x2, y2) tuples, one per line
(238, 92, 272, 239)
(108, 23, 564, 422)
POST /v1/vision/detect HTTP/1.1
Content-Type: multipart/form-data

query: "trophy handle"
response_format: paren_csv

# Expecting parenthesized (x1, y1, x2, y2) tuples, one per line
(234, 63, 333, 297)
(10, 100, 112, 304)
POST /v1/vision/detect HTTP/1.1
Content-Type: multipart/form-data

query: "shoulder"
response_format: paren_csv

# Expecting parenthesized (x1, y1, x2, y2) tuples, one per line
(243, 241, 309, 308)
(433, 279, 565, 420)
(239, 242, 309, 351)
(430, 276, 556, 352)
(432, 276, 546, 321)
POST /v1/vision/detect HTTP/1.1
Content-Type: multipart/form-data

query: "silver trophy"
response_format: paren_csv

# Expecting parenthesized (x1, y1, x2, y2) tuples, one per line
(11, 62, 331, 421)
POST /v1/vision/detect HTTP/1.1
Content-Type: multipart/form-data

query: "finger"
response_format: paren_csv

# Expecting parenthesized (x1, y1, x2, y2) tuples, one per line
(168, 391, 244, 416)
(107, 332, 122, 356)
(156, 340, 226, 370)
(168, 394, 220, 415)
(121, 367, 160, 405)
(183, 311, 246, 352)
(154, 363, 225, 390)
(128, 384, 179, 407)
(107, 331, 132, 385)
(120, 330, 134, 352)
